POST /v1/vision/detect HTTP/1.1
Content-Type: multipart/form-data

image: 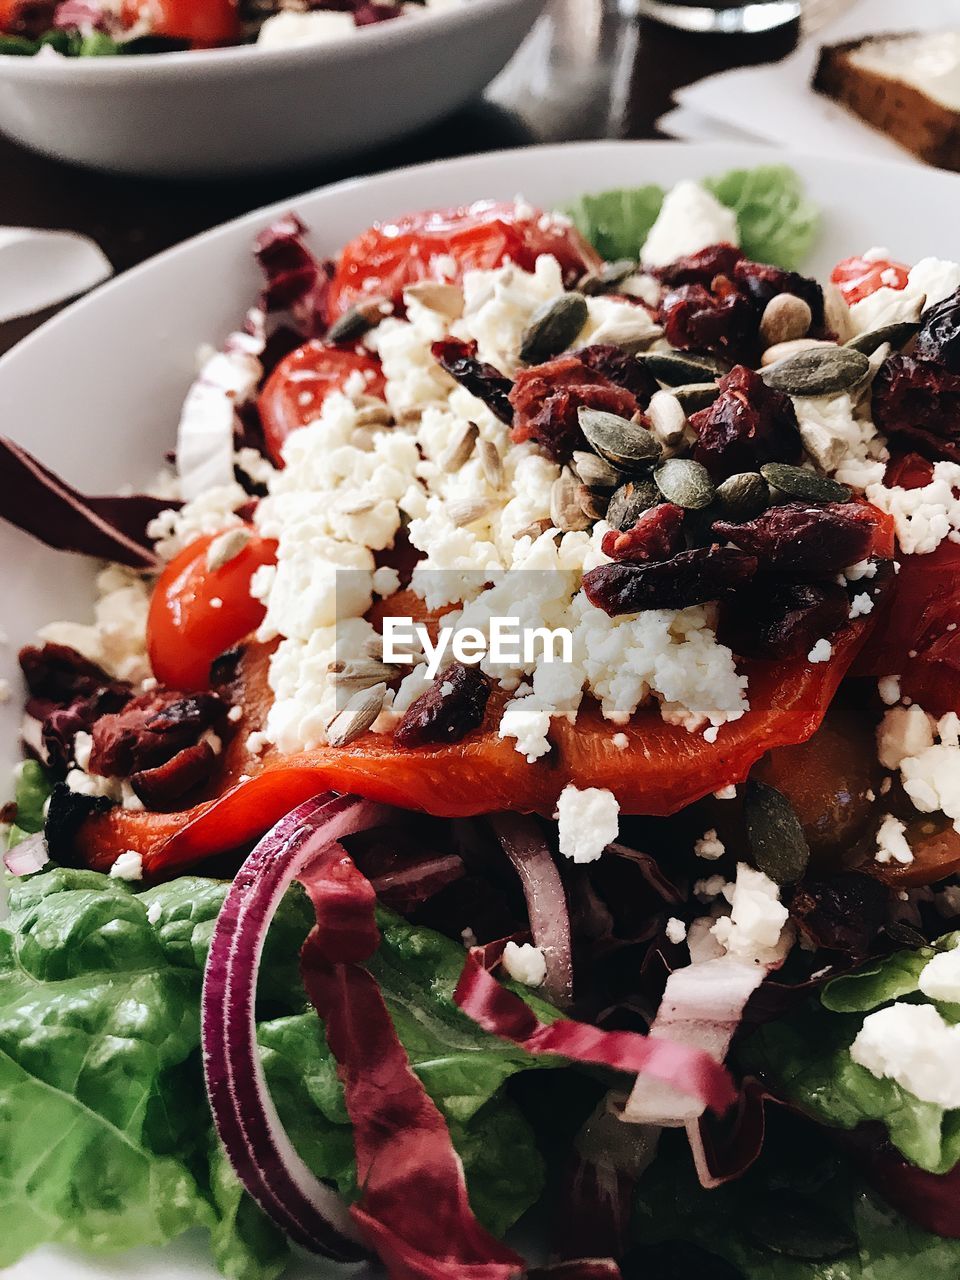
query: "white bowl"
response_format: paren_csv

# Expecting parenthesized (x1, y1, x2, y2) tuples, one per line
(0, 0, 546, 177)
(2, 139, 960, 1277)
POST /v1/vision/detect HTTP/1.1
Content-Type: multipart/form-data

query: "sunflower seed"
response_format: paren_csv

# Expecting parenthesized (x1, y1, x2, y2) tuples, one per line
(654, 458, 716, 510)
(513, 518, 554, 541)
(579, 258, 638, 296)
(326, 297, 390, 344)
(606, 478, 660, 531)
(578, 407, 662, 470)
(760, 338, 837, 368)
(646, 390, 688, 449)
(206, 526, 252, 571)
(326, 683, 387, 747)
(589, 315, 663, 353)
(671, 382, 721, 412)
(338, 495, 377, 516)
(571, 449, 620, 489)
(760, 293, 813, 348)
(762, 345, 869, 396)
(438, 420, 479, 472)
(760, 462, 852, 504)
(447, 497, 496, 527)
(716, 472, 770, 521)
(330, 658, 401, 691)
(478, 438, 504, 489)
(577, 484, 609, 521)
(823, 281, 855, 344)
(353, 396, 393, 426)
(551, 467, 592, 532)
(404, 280, 465, 320)
(637, 350, 724, 385)
(744, 780, 810, 885)
(845, 319, 920, 356)
(519, 292, 589, 364)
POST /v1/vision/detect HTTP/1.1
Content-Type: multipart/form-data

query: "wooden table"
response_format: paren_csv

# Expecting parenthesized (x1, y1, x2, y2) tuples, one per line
(0, 0, 801, 358)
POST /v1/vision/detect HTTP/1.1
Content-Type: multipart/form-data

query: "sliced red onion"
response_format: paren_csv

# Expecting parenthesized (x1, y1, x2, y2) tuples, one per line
(490, 813, 574, 1007)
(201, 791, 389, 1260)
(3, 832, 49, 877)
(369, 852, 465, 912)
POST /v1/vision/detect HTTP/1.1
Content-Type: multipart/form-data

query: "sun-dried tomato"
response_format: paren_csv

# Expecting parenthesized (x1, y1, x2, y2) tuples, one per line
(19, 642, 129, 710)
(509, 353, 639, 461)
(871, 354, 960, 464)
(914, 287, 960, 373)
(577, 343, 660, 403)
(689, 364, 802, 480)
(660, 283, 757, 363)
(713, 502, 880, 574)
(653, 243, 744, 289)
(600, 503, 685, 563)
(130, 741, 220, 809)
(89, 689, 227, 778)
(432, 337, 514, 424)
(394, 662, 490, 748)
(732, 259, 825, 329)
(583, 547, 757, 615)
(717, 579, 851, 660)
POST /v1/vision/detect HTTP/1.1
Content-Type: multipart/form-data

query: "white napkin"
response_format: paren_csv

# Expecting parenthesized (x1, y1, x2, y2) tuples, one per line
(660, 0, 960, 162)
(0, 227, 113, 324)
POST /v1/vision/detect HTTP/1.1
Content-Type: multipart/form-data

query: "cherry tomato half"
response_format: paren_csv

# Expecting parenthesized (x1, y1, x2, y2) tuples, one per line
(831, 255, 910, 305)
(327, 200, 601, 320)
(258, 341, 386, 465)
(120, 0, 240, 46)
(147, 527, 277, 691)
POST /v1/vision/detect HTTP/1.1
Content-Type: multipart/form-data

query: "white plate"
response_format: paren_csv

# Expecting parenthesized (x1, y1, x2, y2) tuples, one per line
(3, 139, 960, 1277)
(0, 0, 545, 177)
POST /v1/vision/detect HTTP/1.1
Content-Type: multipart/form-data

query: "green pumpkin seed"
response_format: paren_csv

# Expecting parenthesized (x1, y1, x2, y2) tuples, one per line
(671, 381, 722, 412)
(326, 297, 389, 344)
(519, 292, 589, 364)
(885, 921, 930, 949)
(762, 345, 869, 397)
(845, 319, 920, 356)
(744, 780, 810, 885)
(580, 258, 638, 297)
(606, 478, 659, 531)
(578, 407, 662, 470)
(654, 458, 716, 511)
(716, 472, 770, 521)
(760, 462, 852, 504)
(636, 350, 724, 385)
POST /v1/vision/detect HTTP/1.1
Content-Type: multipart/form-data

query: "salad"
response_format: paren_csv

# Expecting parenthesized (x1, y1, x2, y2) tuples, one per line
(0, 0, 459, 57)
(2, 162, 960, 1280)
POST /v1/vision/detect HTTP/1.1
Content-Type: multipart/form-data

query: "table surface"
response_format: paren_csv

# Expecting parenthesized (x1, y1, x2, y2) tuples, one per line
(0, 0, 806, 358)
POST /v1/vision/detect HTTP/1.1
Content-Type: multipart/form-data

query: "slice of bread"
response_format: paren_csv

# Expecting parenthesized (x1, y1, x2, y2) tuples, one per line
(814, 31, 960, 171)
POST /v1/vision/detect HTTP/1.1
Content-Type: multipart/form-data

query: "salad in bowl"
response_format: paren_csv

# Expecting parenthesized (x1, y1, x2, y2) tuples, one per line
(2, 161, 960, 1280)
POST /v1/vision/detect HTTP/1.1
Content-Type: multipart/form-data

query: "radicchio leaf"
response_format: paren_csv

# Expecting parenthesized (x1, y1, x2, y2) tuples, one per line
(253, 214, 334, 339)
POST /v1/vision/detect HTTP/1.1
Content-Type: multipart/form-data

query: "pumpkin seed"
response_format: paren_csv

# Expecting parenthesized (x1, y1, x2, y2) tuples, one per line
(760, 337, 837, 368)
(762, 345, 870, 397)
(551, 467, 592, 532)
(478, 438, 504, 489)
(606, 478, 659, 531)
(845, 319, 920, 356)
(579, 258, 638, 296)
(885, 921, 929, 949)
(744, 780, 810, 885)
(716, 472, 770, 521)
(447, 497, 496, 527)
(404, 280, 465, 320)
(760, 462, 852, 504)
(577, 483, 609, 521)
(578, 406, 662, 470)
(646, 389, 688, 449)
(438, 420, 478, 473)
(519, 292, 589, 364)
(671, 382, 721, 412)
(654, 458, 716, 511)
(571, 449, 620, 490)
(636, 350, 724, 385)
(326, 683, 387, 747)
(326, 297, 390, 344)
(759, 292, 812, 349)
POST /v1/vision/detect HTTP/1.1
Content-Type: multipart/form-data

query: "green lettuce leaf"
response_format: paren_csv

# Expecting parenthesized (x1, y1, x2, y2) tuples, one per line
(5, 760, 53, 848)
(1, 869, 551, 1278)
(565, 164, 819, 269)
(821, 934, 960, 1014)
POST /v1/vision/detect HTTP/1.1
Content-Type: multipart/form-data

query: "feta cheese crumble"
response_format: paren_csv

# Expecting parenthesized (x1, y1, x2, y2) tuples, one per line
(109, 851, 143, 881)
(501, 941, 547, 988)
(874, 813, 913, 866)
(807, 638, 833, 664)
(710, 863, 792, 966)
(694, 828, 725, 861)
(665, 917, 688, 945)
(918, 944, 960, 1003)
(556, 784, 620, 864)
(641, 181, 739, 268)
(850, 1002, 960, 1108)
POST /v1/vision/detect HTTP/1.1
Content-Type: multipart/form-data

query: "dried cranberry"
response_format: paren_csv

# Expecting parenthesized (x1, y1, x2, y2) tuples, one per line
(791, 874, 889, 959)
(660, 283, 757, 363)
(577, 343, 660, 403)
(713, 502, 879, 575)
(394, 662, 490, 748)
(872, 353, 960, 463)
(89, 690, 226, 777)
(653, 243, 744, 289)
(914, 287, 960, 372)
(41, 687, 132, 772)
(432, 337, 514, 424)
(19, 643, 129, 707)
(731, 259, 825, 329)
(717, 579, 850, 660)
(510, 354, 638, 461)
(600, 503, 685, 563)
(583, 547, 757, 615)
(689, 364, 802, 480)
(130, 741, 219, 810)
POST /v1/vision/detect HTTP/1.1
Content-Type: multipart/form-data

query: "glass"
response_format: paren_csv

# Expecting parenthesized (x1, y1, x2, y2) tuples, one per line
(623, 0, 801, 34)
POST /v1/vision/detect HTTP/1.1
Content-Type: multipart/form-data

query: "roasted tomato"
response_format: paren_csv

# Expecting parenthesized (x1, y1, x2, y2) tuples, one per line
(147, 528, 277, 692)
(327, 200, 601, 319)
(258, 341, 386, 465)
(831, 255, 910, 305)
(120, 0, 240, 45)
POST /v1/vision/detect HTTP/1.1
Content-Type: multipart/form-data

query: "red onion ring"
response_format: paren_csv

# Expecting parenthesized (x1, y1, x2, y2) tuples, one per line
(3, 832, 49, 877)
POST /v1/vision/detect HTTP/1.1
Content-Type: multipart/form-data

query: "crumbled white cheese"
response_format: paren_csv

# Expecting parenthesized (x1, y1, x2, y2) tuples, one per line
(498, 697, 552, 763)
(845, 558, 879, 581)
(918, 945, 960, 1003)
(73, 730, 93, 771)
(714, 784, 737, 800)
(874, 813, 914, 865)
(807, 639, 833, 664)
(148, 482, 247, 562)
(257, 10, 356, 48)
(849, 592, 874, 618)
(710, 863, 792, 966)
(611, 732, 629, 750)
(146, 900, 163, 926)
(694, 874, 729, 902)
(665, 917, 688, 945)
(641, 181, 739, 268)
(109, 851, 143, 881)
(694, 828, 725, 861)
(556, 784, 620, 864)
(878, 675, 901, 706)
(65, 768, 120, 802)
(501, 941, 547, 988)
(850, 1002, 960, 1108)
(865, 461, 960, 556)
(877, 704, 935, 770)
(849, 257, 960, 334)
(39, 566, 152, 684)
